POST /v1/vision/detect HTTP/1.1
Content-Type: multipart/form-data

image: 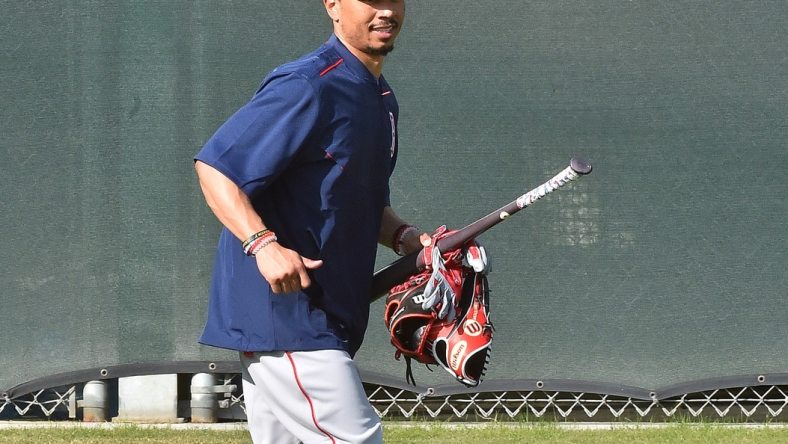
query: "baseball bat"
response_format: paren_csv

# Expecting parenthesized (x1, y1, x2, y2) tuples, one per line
(369, 157, 592, 302)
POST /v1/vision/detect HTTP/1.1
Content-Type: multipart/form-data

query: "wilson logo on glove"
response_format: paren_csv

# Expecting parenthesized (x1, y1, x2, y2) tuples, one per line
(410, 293, 429, 305)
(463, 320, 483, 336)
(449, 341, 467, 370)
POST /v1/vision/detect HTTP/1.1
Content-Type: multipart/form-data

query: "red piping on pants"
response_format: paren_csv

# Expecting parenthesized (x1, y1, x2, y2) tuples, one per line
(286, 352, 336, 444)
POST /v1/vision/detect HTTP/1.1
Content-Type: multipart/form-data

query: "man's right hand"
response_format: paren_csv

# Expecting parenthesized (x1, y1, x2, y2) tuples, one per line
(254, 242, 323, 294)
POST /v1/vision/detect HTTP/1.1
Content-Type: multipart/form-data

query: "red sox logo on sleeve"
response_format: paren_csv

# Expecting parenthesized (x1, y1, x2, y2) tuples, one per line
(389, 112, 396, 158)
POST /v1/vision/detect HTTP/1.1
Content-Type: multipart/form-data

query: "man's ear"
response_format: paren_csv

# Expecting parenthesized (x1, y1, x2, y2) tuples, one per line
(324, 0, 340, 22)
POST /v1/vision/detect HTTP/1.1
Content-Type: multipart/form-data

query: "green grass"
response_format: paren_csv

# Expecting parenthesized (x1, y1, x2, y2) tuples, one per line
(385, 423, 788, 443)
(0, 425, 249, 444)
(2, 423, 788, 443)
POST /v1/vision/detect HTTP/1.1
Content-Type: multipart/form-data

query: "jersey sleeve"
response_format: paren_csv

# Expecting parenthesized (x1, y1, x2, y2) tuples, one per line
(195, 72, 320, 196)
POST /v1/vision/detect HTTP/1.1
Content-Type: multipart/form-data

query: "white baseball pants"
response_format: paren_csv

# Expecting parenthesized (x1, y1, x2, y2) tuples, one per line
(240, 350, 383, 444)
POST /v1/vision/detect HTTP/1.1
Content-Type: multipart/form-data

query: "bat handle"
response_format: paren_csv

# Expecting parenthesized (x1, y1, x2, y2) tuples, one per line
(570, 157, 593, 175)
(369, 251, 421, 298)
(515, 157, 591, 209)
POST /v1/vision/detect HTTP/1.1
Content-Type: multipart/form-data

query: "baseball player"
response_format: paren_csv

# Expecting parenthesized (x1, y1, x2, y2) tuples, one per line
(194, 1, 424, 443)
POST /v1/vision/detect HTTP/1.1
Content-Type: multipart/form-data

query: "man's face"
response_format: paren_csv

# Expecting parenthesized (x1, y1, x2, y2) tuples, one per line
(326, 0, 405, 58)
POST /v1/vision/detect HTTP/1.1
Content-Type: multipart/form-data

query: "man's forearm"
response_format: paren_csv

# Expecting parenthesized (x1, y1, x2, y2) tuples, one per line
(379, 206, 408, 249)
(379, 206, 426, 255)
(195, 160, 266, 242)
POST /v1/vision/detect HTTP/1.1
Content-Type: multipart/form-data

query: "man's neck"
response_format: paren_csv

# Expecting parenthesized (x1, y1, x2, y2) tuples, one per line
(334, 35, 385, 78)
(357, 54, 384, 79)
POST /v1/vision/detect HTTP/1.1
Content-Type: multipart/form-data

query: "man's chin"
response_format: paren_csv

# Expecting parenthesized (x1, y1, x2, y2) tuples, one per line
(365, 45, 395, 57)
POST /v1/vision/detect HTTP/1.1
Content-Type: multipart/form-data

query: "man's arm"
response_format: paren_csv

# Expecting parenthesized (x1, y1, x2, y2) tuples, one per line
(195, 161, 321, 294)
(379, 206, 430, 256)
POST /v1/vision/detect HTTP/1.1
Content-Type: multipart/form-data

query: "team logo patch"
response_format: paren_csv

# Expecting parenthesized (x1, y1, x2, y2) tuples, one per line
(389, 112, 396, 158)
(450, 340, 468, 370)
(463, 320, 483, 336)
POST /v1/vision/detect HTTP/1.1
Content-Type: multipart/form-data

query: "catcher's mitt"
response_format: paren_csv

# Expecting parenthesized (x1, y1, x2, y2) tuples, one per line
(384, 226, 493, 387)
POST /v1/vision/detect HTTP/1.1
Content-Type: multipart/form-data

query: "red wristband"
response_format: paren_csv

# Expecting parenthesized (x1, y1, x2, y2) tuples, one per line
(391, 224, 410, 251)
(393, 225, 419, 256)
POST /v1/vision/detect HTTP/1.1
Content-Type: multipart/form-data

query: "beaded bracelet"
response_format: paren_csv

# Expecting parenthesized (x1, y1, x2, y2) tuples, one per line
(247, 233, 278, 256)
(243, 230, 277, 256)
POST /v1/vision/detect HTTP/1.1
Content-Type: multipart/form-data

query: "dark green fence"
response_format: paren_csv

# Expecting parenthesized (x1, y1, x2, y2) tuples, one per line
(2, 0, 786, 398)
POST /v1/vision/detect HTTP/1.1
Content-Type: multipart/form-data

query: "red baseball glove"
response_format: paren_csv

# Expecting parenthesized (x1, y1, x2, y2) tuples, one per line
(384, 226, 493, 387)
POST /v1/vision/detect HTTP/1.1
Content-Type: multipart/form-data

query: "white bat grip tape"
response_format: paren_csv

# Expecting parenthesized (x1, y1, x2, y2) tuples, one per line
(515, 165, 581, 209)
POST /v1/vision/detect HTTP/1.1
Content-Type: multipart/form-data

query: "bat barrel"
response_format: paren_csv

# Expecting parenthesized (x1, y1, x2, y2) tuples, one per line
(369, 157, 592, 303)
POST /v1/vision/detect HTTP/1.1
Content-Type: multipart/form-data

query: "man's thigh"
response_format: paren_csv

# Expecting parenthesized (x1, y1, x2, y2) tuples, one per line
(242, 349, 382, 444)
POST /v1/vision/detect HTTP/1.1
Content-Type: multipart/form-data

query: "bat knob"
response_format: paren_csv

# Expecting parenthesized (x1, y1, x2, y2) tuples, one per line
(570, 157, 593, 175)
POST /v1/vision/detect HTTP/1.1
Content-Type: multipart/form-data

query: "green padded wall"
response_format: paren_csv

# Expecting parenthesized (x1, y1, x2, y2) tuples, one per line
(1, 1, 786, 395)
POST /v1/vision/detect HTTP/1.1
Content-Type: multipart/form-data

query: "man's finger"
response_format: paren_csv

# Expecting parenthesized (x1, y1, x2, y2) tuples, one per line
(295, 258, 322, 289)
(303, 258, 323, 269)
(297, 268, 312, 289)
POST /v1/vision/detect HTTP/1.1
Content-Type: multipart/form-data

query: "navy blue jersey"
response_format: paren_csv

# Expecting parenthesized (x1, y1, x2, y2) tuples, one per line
(195, 35, 399, 356)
